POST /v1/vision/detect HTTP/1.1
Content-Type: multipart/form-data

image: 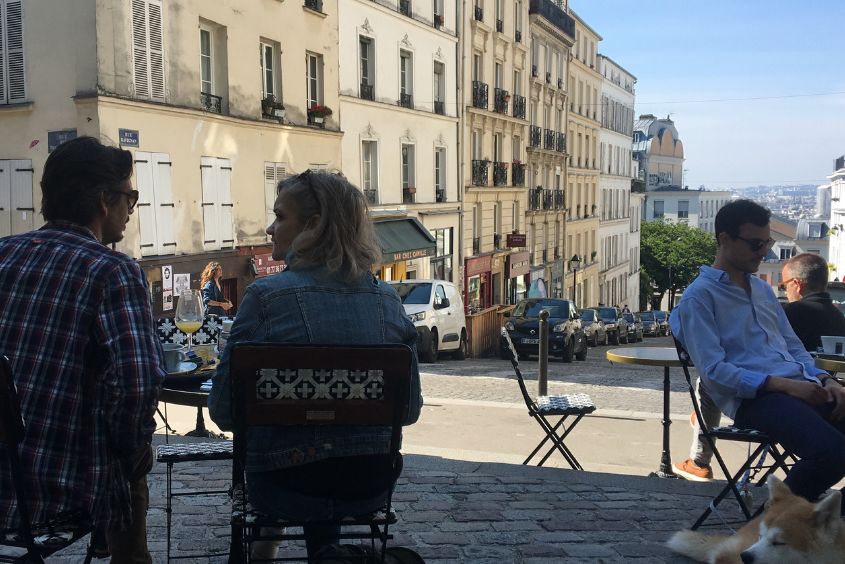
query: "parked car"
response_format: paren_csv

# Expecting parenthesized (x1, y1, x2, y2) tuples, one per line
(653, 310, 670, 336)
(623, 312, 643, 342)
(501, 298, 588, 362)
(594, 306, 628, 344)
(637, 311, 660, 337)
(389, 280, 467, 362)
(580, 308, 608, 346)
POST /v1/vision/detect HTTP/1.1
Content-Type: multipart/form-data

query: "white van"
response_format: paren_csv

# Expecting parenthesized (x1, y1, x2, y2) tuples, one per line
(388, 280, 467, 362)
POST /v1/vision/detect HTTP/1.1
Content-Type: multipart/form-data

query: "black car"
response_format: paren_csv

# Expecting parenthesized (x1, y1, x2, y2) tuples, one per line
(594, 306, 629, 344)
(501, 298, 588, 362)
(637, 311, 660, 337)
(622, 312, 643, 342)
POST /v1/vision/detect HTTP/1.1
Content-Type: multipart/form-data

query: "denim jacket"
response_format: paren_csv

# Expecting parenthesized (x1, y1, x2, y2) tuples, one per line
(208, 266, 422, 472)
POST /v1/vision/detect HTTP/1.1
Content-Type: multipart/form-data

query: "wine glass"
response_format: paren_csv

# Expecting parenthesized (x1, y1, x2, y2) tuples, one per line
(175, 289, 204, 353)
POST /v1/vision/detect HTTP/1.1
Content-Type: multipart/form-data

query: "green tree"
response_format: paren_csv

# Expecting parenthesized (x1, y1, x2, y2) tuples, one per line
(640, 221, 716, 310)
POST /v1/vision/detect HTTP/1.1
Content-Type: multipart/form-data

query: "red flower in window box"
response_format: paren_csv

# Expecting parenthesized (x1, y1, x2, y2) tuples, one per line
(307, 104, 333, 118)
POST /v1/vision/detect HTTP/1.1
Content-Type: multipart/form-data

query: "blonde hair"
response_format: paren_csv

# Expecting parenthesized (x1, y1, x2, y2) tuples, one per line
(277, 170, 381, 281)
(200, 261, 222, 288)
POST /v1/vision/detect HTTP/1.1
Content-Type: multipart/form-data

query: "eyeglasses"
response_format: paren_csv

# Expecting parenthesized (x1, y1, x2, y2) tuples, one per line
(777, 277, 798, 291)
(106, 189, 140, 211)
(735, 236, 775, 252)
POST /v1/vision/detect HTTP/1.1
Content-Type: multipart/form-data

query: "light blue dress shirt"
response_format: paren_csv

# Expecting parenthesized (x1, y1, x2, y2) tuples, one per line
(669, 266, 827, 419)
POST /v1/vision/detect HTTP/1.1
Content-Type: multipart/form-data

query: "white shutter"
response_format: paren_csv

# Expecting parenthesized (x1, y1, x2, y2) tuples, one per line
(131, 0, 149, 99)
(9, 159, 32, 233)
(134, 152, 158, 256)
(200, 156, 219, 250)
(264, 163, 287, 241)
(218, 159, 234, 248)
(152, 152, 175, 254)
(0, 161, 10, 236)
(147, 0, 165, 100)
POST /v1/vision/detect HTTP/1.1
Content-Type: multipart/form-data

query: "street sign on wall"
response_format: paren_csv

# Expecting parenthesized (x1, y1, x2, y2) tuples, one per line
(506, 233, 527, 247)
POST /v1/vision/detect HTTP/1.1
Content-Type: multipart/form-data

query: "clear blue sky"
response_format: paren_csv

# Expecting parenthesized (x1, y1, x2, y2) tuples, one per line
(572, 0, 845, 190)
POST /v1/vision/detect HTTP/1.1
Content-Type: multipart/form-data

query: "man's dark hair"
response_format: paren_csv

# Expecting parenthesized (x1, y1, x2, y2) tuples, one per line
(40, 136, 133, 226)
(785, 252, 829, 293)
(714, 199, 771, 240)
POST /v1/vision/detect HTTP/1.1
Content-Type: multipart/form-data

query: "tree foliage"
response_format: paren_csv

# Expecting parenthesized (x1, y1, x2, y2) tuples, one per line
(640, 221, 716, 309)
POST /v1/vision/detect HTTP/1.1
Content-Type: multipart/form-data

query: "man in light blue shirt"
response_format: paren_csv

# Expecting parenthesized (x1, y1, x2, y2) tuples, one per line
(670, 199, 845, 513)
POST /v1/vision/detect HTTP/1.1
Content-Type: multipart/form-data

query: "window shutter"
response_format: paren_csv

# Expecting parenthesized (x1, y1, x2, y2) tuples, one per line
(131, 0, 149, 98)
(0, 161, 10, 236)
(2, 0, 25, 103)
(134, 152, 158, 256)
(9, 159, 32, 233)
(147, 0, 165, 100)
(200, 156, 219, 250)
(218, 159, 234, 248)
(153, 152, 175, 253)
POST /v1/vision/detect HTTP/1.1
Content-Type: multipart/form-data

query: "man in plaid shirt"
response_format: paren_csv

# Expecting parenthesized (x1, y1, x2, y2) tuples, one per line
(0, 137, 165, 562)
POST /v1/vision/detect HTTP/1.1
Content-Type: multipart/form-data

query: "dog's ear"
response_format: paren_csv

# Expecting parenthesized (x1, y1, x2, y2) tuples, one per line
(813, 490, 842, 536)
(767, 475, 792, 503)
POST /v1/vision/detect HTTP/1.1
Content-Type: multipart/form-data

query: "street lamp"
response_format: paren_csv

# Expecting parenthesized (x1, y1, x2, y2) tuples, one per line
(569, 254, 582, 304)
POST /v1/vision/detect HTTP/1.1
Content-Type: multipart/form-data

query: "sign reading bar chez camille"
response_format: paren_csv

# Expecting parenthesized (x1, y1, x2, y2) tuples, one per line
(506, 233, 527, 247)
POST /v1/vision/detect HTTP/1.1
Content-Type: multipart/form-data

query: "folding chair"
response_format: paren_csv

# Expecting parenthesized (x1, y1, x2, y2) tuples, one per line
(672, 338, 793, 529)
(227, 344, 412, 563)
(0, 355, 95, 563)
(500, 328, 596, 469)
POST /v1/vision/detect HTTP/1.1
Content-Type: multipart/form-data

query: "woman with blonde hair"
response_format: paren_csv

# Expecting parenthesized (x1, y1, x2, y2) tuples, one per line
(199, 261, 232, 316)
(210, 170, 421, 558)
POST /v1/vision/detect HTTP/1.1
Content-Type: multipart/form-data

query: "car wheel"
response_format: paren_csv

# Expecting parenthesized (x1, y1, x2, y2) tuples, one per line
(561, 337, 574, 362)
(421, 329, 438, 363)
(575, 340, 588, 361)
(452, 330, 467, 360)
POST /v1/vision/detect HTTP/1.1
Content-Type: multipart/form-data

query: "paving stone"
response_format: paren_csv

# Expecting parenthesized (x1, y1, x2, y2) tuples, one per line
(614, 542, 676, 558)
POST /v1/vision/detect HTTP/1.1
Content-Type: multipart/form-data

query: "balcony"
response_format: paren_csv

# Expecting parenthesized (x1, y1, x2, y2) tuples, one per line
(528, 0, 575, 39)
(512, 94, 526, 119)
(493, 88, 509, 114)
(529, 188, 542, 211)
(398, 93, 414, 109)
(363, 189, 377, 205)
(399, 0, 412, 17)
(515, 29, 522, 43)
(543, 191, 554, 210)
(304, 0, 323, 12)
(472, 81, 488, 109)
(556, 132, 566, 153)
(434, 100, 445, 115)
(512, 162, 525, 186)
(543, 129, 555, 150)
(200, 92, 222, 114)
(493, 162, 508, 186)
(474, 6, 483, 21)
(402, 187, 416, 204)
(434, 13, 444, 29)
(360, 83, 374, 101)
(496, 19, 504, 32)
(471, 160, 489, 186)
(529, 125, 541, 148)
(436, 188, 446, 203)
(554, 190, 565, 209)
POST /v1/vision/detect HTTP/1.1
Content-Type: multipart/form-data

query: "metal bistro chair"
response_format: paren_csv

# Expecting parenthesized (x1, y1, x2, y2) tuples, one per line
(500, 328, 596, 469)
(672, 338, 793, 529)
(227, 343, 412, 563)
(0, 355, 95, 563)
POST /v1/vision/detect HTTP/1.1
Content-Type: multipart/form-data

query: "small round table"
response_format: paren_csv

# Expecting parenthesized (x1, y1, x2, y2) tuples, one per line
(814, 354, 845, 375)
(606, 347, 683, 479)
(160, 376, 220, 438)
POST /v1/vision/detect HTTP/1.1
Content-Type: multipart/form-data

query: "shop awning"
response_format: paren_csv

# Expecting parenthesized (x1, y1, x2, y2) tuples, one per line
(373, 218, 436, 263)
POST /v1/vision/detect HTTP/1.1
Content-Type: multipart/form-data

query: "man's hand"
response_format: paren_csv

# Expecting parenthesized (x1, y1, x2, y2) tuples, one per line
(764, 376, 832, 406)
(825, 380, 845, 421)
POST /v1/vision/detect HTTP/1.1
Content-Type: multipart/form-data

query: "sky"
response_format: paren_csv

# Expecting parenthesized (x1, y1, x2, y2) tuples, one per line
(572, 0, 845, 191)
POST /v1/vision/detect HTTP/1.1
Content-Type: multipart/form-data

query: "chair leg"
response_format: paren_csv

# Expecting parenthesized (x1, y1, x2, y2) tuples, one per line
(523, 415, 567, 465)
(537, 414, 585, 469)
(229, 523, 246, 564)
(166, 462, 173, 563)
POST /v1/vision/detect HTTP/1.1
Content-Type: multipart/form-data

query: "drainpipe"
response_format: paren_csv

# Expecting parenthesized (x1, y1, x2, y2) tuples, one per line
(457, 0, 466, 304)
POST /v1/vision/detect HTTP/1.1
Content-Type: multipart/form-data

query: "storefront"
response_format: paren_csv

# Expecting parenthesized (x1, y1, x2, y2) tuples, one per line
(505, 251, 530, 304)
(464, 254, 493, 313)
(373, 217, 436, 281)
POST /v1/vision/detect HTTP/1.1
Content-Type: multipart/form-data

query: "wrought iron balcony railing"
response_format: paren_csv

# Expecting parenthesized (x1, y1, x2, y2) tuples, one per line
(529, 188, 542, 211)
(528, 0, 575, 39)
(556, 132, 566, 153)
(554, 190, 565, 209)
(493, 162, 508, 186)
(545, 72, 551, 84)
(399, 0, 412, 17)
(513, 94, 526, 119)
(360, 83, 374, 101)
(512, 162, 525, 186)
(544, 129, 555, 150)
(436, 188, 446, 203)
(471, 159, 489, 186)
(496, 19, 503, 32)
(434, 13, 444, 29)
(531, 64, 538, 78)
(543, 191, 554, 210)
(474, 6, 483, 21)
(529, 125, 541, 148)
(493, 88, 509, 114)
(434, 100, 445, 115)
(200, 92, 222, 114)
(515, 30, 522, 43)
(402, 187, 415, 203)
(363, 189, 377, 205)
(398, 93, 414, 109)
(304, 0, 322, 12)
(557, 78, 563, 89)
(472, 81, 488, 109)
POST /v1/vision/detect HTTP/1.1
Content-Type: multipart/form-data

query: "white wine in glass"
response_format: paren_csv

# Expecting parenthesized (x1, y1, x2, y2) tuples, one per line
(175, 289, 205, 353)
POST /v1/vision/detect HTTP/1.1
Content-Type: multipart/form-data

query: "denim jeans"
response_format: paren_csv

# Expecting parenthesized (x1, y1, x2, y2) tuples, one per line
(735, 391, 845, 515)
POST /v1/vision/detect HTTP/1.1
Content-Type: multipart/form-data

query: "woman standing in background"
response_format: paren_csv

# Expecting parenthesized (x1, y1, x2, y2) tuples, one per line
(199, 261, 232, 316)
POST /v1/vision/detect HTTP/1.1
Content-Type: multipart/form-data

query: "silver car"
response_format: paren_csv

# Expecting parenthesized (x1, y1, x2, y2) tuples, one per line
(580, 308, 608, 346)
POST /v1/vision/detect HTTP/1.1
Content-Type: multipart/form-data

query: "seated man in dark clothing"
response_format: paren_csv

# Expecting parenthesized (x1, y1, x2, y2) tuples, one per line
(781, 252, 845, 352)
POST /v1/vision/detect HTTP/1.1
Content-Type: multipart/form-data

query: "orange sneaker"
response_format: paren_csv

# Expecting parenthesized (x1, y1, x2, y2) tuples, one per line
(673, 458, 713, 482)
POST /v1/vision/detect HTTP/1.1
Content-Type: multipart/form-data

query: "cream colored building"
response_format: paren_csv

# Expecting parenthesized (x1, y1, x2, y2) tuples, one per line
(525, 0, 573, 300)
(564, 11, 601, 307)
(0, 0, 342, 315)
(338, 0, 459, 283)
(461, 0, 532, 310)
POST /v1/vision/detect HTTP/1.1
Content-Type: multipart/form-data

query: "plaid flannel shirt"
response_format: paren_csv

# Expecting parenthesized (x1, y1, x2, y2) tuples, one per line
(0, 222, 165, 529)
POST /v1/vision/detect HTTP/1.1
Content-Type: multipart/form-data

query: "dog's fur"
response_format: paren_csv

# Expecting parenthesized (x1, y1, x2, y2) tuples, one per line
(667, 476, 845, 563)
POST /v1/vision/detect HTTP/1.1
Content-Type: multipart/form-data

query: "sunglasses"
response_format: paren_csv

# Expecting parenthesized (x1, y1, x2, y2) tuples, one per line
(107, 189, 140, 211)
(777, 277, 798, 292)
(735, 236, 775, 252)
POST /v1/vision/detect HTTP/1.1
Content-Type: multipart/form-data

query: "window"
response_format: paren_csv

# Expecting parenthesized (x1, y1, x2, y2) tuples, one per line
(0, 159, 34, 235)
(260, 41, 280, 101)
(433, 61, 445, 114)
(809, 223, 822, 238)
(0, 0, 25, 104)
(135, 152, 176, 256)
(513, 69, 521, 96)
(472, 53, 482, 81)
(471, 129, 481, 160)
(494, 62, 503, 89)
(131, 0, 165, 100)
(306, 52, 323, 108)
(493, 202, 501, 246)
(361, 141, 378, 203)
(400, 50, 413, 95)
(359, 36, 373, 87)
(264, 162, 288, 238)
(200, 156, 235, 251)
(653, 200, 664, 219)
(435, 147, 446, 201)
(678, 200, 689, 219)
(431, 228, 453, 282)
(780, 247, 793, 260)
(512, 201, 519, 232)
(200, 29, 213, 94)
(401, 144, 415, 191)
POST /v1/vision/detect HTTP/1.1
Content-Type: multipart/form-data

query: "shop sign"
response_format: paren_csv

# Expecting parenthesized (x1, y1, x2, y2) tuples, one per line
(465, 255, 492, 278)
(391, 247, 433, 262)
(507, 251, 531, 278)
(506, 233, 527, 247)
(253, 253, 286, 277)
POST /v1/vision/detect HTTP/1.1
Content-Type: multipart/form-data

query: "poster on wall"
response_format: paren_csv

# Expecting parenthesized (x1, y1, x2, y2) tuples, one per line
(173, 273, 190, 297)
(161, 266, 173, 311)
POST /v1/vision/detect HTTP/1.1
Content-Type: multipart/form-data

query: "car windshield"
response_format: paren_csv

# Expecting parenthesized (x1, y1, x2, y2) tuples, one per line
(623, 313, 635, 323)
(595, 307, 617, 320)
(653, 311, 667, 321)
(638, 311, 655, 321)
(391, 283, 432, 305)
(513, 300, 568, 318)
(581, 310, 595, 322)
